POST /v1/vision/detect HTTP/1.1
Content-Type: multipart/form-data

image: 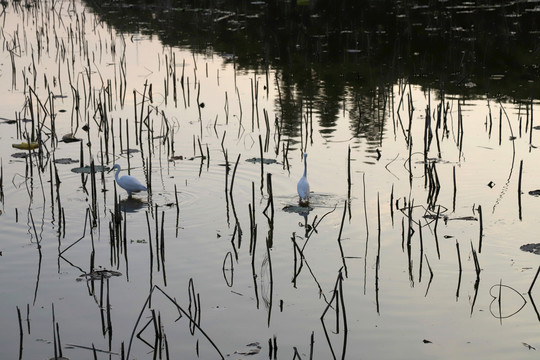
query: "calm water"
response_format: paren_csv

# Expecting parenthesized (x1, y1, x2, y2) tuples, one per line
(1, 1, 540, 359)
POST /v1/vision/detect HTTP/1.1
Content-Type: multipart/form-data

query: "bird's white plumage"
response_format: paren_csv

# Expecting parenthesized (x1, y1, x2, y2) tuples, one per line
(110, 163, 147, 197)
(297, 153, 310, 205)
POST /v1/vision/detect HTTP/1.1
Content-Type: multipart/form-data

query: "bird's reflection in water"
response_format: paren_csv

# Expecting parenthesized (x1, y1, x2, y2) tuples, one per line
(298, 207, 312, 238)
(119, 197, 146, 213)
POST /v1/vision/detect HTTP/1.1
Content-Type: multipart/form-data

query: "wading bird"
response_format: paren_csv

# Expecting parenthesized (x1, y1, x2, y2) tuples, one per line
(109, 163, 147, 197)
(297, 153, 310, 205)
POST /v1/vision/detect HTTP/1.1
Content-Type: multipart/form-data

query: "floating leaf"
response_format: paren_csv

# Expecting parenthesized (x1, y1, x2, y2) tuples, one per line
(71, 165, 110, 174)
(122, 148, 139, 154)
(54, 158, 78, 165)
(11, 152, 33, 159)
(61, 133, 81, 143)
(520, 243, 540, 255)
(12, 142, 39, 150)
(529, 190, 540, 197)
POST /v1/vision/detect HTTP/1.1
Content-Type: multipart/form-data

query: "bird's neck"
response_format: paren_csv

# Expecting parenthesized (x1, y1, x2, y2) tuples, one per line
(303, 158, 307, 177)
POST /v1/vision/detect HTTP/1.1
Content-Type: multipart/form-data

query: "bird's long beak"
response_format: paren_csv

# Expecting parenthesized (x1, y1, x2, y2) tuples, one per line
(107, 167, 114, 174)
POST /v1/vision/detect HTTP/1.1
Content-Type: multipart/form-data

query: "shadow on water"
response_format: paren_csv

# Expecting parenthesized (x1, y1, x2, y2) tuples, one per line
(119, 197, 147, 213)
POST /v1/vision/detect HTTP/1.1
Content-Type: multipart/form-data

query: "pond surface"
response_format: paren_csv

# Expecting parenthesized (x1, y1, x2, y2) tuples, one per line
(0, 1, 540, 359)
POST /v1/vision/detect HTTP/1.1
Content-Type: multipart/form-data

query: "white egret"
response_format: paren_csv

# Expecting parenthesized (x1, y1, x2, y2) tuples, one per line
(109, 163, 147, 197)
(297, 153, 310, 205)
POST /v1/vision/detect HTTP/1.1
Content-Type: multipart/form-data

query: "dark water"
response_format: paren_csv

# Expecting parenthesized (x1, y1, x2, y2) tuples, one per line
(87, 0, 540, 97)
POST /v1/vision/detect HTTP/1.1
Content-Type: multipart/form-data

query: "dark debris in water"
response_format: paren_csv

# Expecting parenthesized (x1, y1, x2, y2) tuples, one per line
(423, 214, 477, 222)
(529, 190, 540, 197)
(0, 117, 17, 124)
(245, 157, 279, 165)
(231, 342, 261, 357)
(169, 155, 206, 161)
(78, 269, 122, 281)
(122, 148, 140, 154)
(520, 243, 540, 255)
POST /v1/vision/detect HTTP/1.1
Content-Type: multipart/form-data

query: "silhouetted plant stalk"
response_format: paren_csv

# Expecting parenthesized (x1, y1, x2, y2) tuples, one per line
(263, 109, 271, 152)
(457, 100, 464, 160)
(389, 184, 394, 226)
(160, 210, 167, 286)
(418, 221, 423, 283)
(470, 242, 481, 315)
(452, 165, 457, 212)
(347, 145, 351, 205)
(336, 200, 348, 277)
(269, 335, 278, 359)
(51, 303, 63, 359)
(249, 182, 256, 255)
(188, 278, 201, 335)
(222, 251, 234, 287)
(263, 173, 274, 226)
(424, 254, 434, 297)
(529, 98, 534, 148)
(478, 205, 483, 253)
(426, 161, 440, 209)
(259, 135, 264, 191)
(528, 266, 540, 296)
(145, 210, 154, 293)
(320, 269, 348, 360)
(17, 306, 23, 360)
(376, 193, 381, 313)
(264, 229, 275, 326)
(362, 172, 369, 295)
(433, 205, 441, 259)
(127, 286, 223, 359)
(229, 153, 242, 232)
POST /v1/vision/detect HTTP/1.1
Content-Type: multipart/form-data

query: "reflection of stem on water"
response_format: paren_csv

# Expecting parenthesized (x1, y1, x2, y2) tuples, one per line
(336, 200, 348, 278)
(127, 286, 225, 359)
(261, 239, 273, 326)
(263, 173, 274, 230)
(455, 240, 462, 301)
(320, 269, 348, 360)
(291, 232, 328, 304)
(424, 255, 434, 297)
(222, 251, 234, 287)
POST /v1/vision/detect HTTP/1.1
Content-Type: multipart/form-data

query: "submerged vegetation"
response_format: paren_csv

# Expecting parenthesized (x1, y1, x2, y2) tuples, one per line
(0, 0, 539, 359)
